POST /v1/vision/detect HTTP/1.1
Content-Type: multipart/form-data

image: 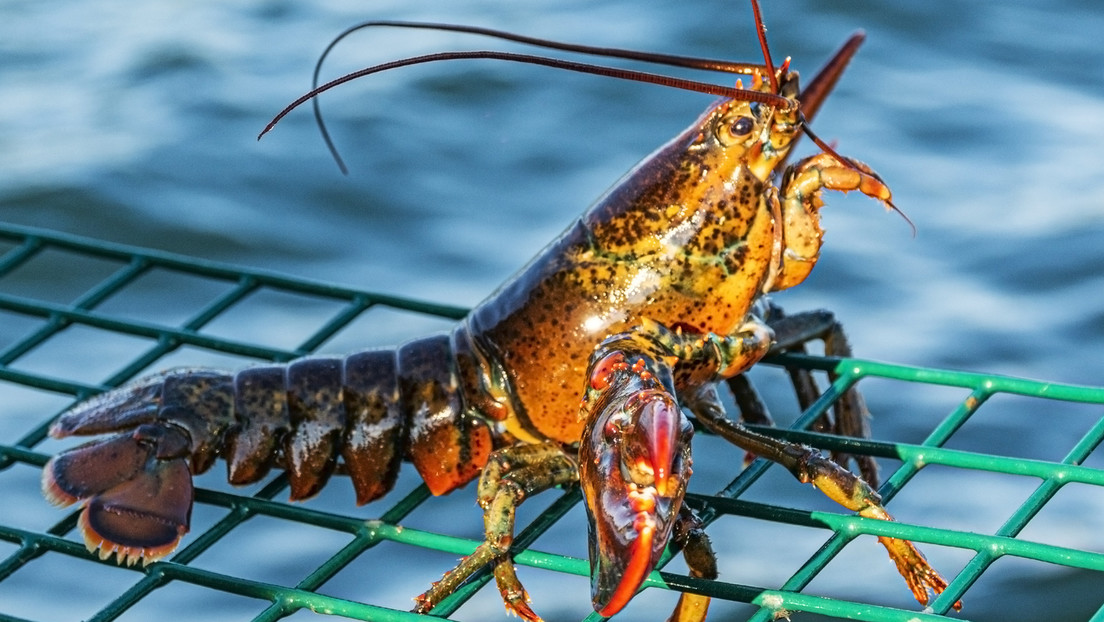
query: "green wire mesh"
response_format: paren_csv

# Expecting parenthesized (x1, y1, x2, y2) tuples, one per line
(1, 221, 1103, 622)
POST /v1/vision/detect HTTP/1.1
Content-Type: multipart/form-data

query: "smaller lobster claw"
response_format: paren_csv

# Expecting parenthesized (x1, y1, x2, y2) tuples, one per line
(580, 379, 694, 617)
(42, 423, 194, 566)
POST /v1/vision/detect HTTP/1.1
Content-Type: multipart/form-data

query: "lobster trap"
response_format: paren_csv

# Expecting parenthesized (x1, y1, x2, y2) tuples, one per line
(0, 221, 1102, 622)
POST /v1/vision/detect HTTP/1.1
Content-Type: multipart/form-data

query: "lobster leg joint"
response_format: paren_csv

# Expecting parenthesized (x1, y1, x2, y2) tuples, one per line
(667, 507, 718, 622)
(415, 442, 578, 622)
(692, 406, 957, 609)
(765, 306, 878, 484)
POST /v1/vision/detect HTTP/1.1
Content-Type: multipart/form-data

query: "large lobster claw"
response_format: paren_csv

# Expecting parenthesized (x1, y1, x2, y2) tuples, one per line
(579, 353, 694, 617)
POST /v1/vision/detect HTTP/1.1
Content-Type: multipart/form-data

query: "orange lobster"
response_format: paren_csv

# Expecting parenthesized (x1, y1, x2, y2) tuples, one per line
(42, 2, 955, 620)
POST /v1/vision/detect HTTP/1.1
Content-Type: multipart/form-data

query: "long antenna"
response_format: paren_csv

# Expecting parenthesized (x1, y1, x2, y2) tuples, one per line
(259, 51, 793, 141)
(307, 20, 779, 174)
(749, 0, 779, 94)
(261, 0, 908, 237)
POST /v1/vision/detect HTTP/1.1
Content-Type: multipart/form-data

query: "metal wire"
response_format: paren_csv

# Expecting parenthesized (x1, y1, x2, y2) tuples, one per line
(0, 221, 1102, 621)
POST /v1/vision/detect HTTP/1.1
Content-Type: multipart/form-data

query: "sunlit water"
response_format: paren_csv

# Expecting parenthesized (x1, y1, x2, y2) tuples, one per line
(1, 1, 1103, 620)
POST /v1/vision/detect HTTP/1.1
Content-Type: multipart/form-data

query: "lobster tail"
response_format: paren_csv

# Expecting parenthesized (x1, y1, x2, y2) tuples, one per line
(285, 357, 346, 499)
(43, 424, 193, 565)
(226, 352, 413, 504)
(341, 350, 404, 504)
(226, 366, 288, 486)
(225, 360, 355, 500)
(157, 370, 236, 473)
(399, 335, 493, 496)
(42, 334, 496, 565)
(44, 370, 236, 564)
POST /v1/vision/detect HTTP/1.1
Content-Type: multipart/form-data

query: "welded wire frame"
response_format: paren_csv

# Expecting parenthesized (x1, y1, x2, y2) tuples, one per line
(0, 221, 1103, 622)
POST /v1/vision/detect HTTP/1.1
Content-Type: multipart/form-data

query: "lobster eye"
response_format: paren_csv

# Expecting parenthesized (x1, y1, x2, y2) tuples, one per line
(729, 116, 755, 138)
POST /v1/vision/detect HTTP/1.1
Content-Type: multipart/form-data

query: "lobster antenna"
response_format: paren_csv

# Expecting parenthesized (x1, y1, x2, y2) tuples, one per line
(319, 21, 770, 77)
(309, 20, 777, 174)
(268, 0, 905, 235)
(749, 0, 779, 95)
(259, 51, 793, 142)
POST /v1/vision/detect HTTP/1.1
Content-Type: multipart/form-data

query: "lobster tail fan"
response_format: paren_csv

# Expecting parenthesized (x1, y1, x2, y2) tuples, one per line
(43, 426, 194, 565)
(80, 456, 193, 566)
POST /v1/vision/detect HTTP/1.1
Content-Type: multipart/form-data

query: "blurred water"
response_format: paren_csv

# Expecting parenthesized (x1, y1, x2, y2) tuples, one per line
(1, 0, 1103, 620)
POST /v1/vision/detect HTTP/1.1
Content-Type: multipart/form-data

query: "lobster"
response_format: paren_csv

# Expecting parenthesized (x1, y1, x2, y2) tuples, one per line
(42, 2, 956, 620)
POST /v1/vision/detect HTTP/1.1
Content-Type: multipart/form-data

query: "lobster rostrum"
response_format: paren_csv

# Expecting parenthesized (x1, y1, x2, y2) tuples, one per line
(42, 2, 956, 619)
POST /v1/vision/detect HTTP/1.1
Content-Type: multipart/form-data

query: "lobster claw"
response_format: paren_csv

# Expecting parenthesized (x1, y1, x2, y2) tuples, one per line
(580, 387, 694, 616)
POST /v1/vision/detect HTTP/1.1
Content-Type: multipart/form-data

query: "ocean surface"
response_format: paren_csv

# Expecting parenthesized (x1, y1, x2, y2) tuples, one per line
(1, 0, 1103, 620)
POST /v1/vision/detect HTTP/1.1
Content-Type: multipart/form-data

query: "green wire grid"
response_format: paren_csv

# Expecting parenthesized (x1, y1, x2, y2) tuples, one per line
(0, 220, 1103, 622)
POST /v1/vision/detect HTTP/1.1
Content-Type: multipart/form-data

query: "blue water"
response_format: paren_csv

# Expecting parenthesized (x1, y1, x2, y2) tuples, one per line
(2, 0, 1103, 620)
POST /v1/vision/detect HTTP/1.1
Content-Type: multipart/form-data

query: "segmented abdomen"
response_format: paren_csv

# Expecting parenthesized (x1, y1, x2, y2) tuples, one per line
(53, 333, 495, 505)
